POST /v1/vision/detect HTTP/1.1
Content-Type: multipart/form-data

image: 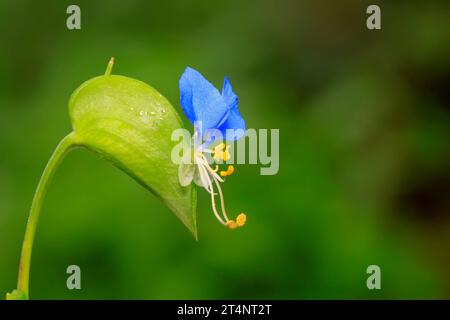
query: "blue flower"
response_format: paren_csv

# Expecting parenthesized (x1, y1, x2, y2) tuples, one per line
(178, 67, 247, 230)
(179, 67, 245, 142)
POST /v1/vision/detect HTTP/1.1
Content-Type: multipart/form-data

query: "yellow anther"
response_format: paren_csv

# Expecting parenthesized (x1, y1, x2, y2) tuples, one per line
(213, 143, 225, 158)
(222, 146, 231, 161)
(213, 143, 231, 162)
(226, 213, 246, 229)
(226, 220, 238, 229)
(220, 165, 235, 177)
(212, 165, 219, 172)
(236, 213, 246, 227)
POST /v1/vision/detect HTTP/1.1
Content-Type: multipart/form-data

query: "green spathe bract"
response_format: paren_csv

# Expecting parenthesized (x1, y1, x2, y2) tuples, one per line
(7, 58, 197, 300)
(69, 74, 196, 234)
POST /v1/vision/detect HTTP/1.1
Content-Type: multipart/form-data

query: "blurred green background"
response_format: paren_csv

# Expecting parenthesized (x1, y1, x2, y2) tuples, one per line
(1, 0, 449, 299)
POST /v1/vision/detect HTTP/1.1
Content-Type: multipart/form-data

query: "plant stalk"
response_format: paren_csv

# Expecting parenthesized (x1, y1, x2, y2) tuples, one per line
(14, 132, 77, 299)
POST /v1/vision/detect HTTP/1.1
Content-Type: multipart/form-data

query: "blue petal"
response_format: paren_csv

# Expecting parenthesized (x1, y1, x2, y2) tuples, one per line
(179, 67, 229, 131)
(219, 76, 245, 140)
(218, 108, 246, 141)
(222, 76, 238, 110)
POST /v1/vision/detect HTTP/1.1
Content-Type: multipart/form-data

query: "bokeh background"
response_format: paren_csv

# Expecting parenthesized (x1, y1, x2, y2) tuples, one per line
(1, 0, 449, 299)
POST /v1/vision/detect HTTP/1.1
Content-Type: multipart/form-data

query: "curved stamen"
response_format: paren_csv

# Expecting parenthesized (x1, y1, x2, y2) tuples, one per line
(198, 163, 225, 225)
(194, 153, 212, 193)
(199, 154, 224, 183)
(193, 148, 242, 227)
(212, 175, 230, 222)
(198, 166, 213, 194)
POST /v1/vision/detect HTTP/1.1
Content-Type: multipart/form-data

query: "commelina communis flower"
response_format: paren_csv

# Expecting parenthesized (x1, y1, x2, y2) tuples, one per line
(178, 67, 247, 229)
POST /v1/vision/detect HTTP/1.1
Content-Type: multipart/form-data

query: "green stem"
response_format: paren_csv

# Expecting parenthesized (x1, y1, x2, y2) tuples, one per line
(16, 132, 77, 299)
(105, 57, 115, 75)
